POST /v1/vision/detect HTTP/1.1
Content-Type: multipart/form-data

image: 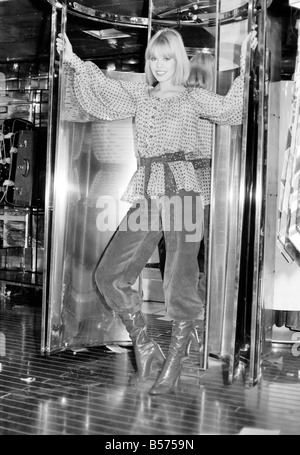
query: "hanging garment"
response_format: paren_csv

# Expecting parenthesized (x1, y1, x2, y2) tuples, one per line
(277, 20, 300, 266)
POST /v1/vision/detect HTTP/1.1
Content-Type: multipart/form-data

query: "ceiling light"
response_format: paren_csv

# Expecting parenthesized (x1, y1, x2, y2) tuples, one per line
(122, 58, 139, 65)
(83, 29, 130, 40)
(289, 0, 300, 8)
(106, 63, 116, 72)
(108, 38, 117, 47)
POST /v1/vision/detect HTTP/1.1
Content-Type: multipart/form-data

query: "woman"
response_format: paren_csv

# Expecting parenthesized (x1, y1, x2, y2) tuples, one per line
(56, 28, 256, 395)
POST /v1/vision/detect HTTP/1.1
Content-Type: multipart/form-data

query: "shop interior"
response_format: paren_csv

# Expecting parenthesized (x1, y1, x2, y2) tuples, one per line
(0, 0, 300, 435)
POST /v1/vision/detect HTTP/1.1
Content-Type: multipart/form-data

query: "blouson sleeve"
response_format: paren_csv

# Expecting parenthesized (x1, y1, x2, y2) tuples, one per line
(189, 74, 245, 125)
(61, 64, 95, 122)
(67, 53, 146, 121)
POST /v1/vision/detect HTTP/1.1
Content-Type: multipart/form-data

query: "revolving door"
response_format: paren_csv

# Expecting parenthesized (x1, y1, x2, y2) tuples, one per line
(41, 0, 260, 384)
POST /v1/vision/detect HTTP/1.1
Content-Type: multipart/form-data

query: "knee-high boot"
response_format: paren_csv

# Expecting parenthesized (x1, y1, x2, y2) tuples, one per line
(119, 310, 165, 383)
(149, 320, 201, 395)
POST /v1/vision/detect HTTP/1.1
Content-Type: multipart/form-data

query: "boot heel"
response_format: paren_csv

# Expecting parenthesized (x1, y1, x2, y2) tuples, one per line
(149, 320, 195, 395)
(154, 342, 166, 365)
(185, 327, 202, 356)
(187, 327, 203, 366)
(118, 310, 165, 383)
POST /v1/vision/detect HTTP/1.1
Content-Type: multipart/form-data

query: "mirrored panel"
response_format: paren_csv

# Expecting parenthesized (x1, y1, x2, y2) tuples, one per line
(208, 0, 249, 360)
(254, 1, 299, 384)
(43, 2, 150, 352)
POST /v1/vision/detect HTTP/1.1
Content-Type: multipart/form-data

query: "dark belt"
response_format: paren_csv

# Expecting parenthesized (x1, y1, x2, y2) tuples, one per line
(139, 151, 211, 169)
(139, 152, 211, 196)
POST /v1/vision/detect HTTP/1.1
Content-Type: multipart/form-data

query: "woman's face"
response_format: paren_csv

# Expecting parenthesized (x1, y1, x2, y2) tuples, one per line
(149, 51, 176, 84)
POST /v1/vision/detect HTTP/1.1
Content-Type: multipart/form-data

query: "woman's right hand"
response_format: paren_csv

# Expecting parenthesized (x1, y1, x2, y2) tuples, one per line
(56, 33, 73, 63)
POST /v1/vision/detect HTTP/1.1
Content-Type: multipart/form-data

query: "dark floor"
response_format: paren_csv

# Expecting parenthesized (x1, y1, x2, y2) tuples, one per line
(0, 286, 300, 436)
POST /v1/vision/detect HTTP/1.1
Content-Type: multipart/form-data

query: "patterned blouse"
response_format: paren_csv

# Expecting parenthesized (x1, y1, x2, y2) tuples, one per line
(65, 53, 245, 206)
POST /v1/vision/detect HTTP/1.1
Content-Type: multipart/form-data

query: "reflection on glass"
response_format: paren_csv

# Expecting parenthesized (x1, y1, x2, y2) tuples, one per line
(208, 0, 251, 364)
(48, 69, 145, 349)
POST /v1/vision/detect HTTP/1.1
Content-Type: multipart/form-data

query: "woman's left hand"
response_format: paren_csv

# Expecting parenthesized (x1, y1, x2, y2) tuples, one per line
(241, 25, 258, 56)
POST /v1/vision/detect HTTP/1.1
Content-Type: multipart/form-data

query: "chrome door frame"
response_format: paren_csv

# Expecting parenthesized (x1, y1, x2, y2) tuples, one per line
(41, 1, 66, 354)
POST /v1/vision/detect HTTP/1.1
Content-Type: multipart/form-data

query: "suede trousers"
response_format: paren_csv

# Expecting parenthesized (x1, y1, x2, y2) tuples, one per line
(94, 190, 204, 321)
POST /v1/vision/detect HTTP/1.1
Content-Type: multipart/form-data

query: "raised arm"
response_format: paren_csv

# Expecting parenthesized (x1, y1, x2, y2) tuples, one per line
(189, 29, 258, 125)
(56, 33, 146, 121)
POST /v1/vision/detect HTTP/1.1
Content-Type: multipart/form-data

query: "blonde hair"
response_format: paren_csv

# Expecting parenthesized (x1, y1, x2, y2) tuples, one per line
(185, 52, 215, 91)
(144, 28, 190, 86)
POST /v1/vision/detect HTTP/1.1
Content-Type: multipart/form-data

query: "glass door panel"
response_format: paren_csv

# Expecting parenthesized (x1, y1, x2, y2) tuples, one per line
(208, 0, 254, 383)
(42, 1, 149, 353)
